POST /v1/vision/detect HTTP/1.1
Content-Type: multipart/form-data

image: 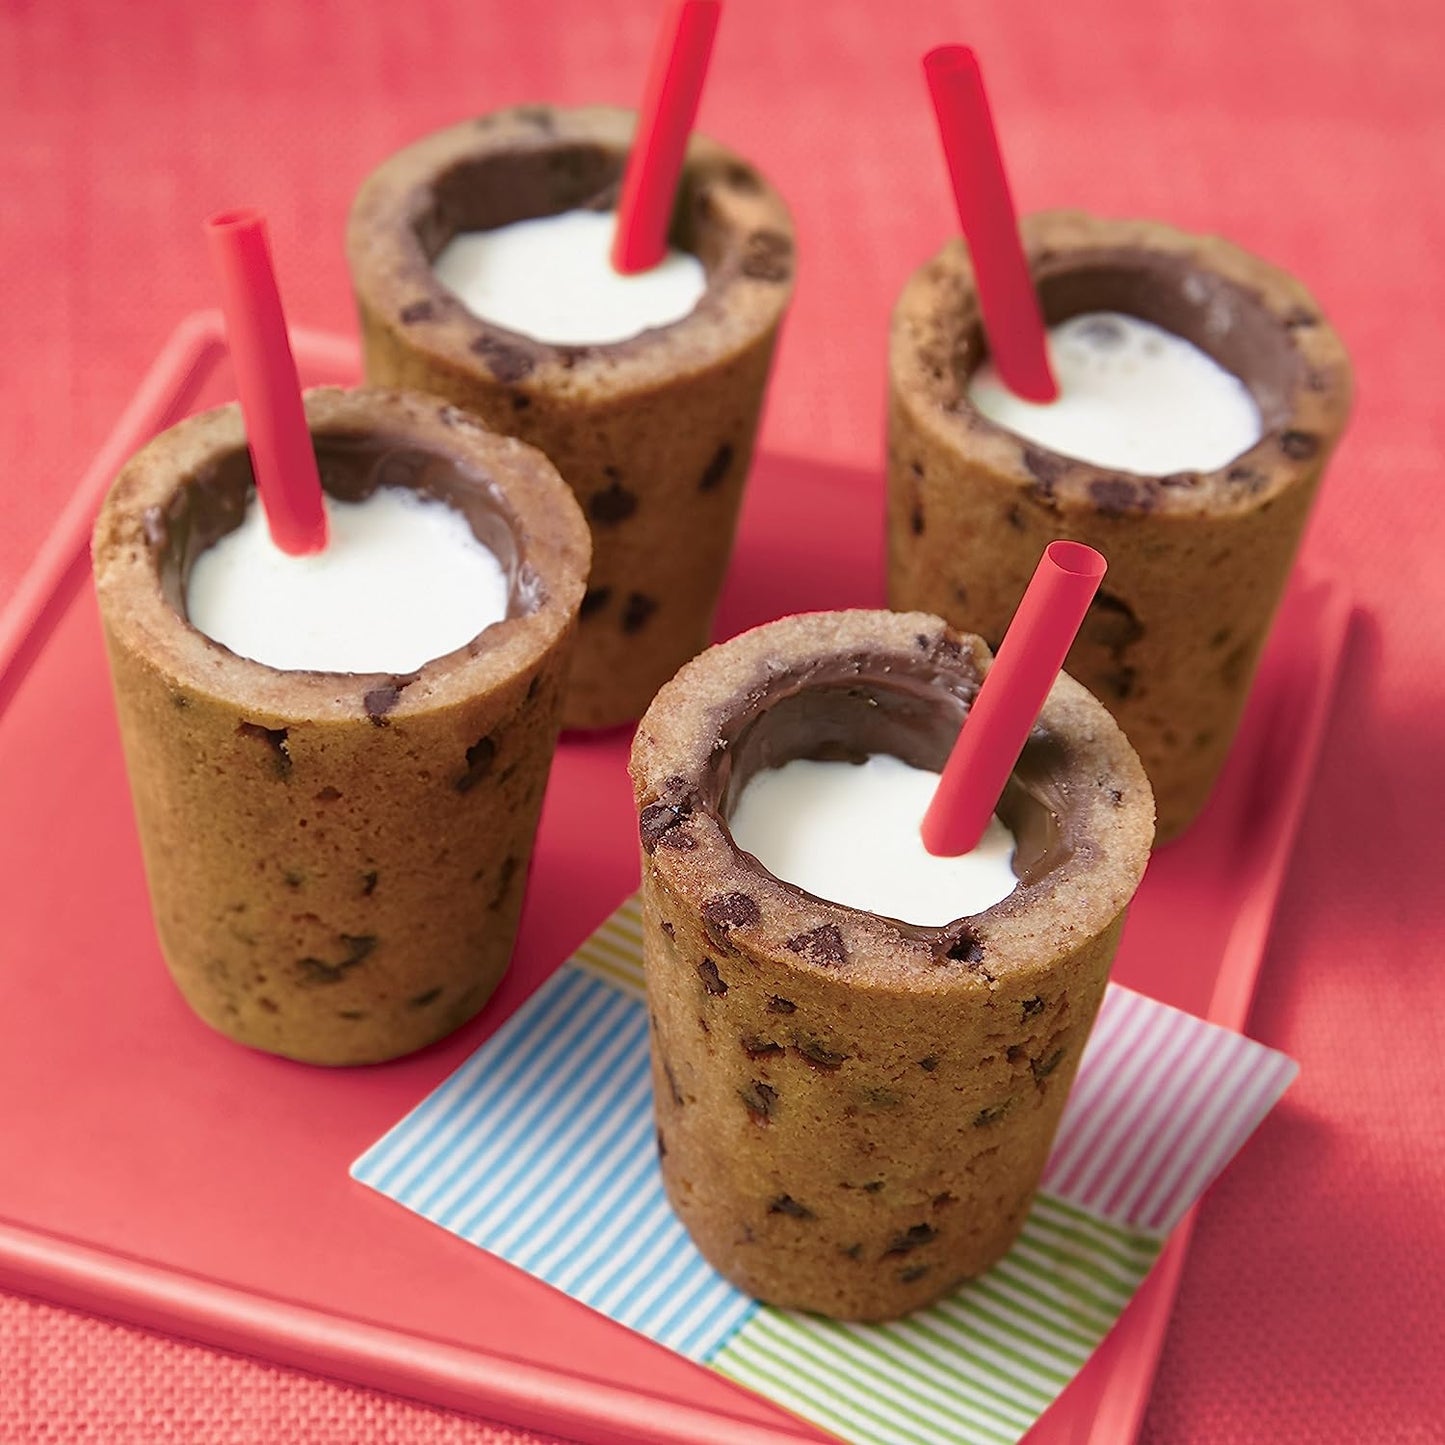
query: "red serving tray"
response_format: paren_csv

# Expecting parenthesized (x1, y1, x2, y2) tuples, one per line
(0, 315, 1352, 1445)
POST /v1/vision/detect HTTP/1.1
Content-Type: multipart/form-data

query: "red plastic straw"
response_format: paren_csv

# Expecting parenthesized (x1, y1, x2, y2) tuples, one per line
(204, 208, 328, 555)
(922, 541, 1106, 856)
(924, 44, 1058, 403)
(611, 0, 721, 274)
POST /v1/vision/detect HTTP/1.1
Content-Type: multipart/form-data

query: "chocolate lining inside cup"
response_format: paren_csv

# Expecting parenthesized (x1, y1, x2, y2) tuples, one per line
(145, 430, 542, 636)
(956, 249, 1303, 431)
(414, 142, 731, 284)
(701, 657, 1082, 924)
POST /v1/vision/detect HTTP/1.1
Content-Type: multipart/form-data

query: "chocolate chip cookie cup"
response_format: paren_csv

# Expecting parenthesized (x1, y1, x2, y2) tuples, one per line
(887, 210, 1352, 841)
(92, 386, 590, 1066)
(629, 609, 1154, 1321)
(347, 104, 795, 730)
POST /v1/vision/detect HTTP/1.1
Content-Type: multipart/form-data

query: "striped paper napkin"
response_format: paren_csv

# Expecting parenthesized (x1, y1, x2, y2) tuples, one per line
(353, 897, 1297, 1445)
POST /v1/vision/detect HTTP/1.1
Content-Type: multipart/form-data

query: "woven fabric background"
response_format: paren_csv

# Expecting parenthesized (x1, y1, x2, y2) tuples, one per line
(2, 0, 1442, 1440)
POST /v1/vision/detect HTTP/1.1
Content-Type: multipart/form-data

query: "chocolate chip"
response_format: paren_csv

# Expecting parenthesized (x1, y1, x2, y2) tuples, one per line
(1284, 306, 1318, 329)
(862, 1180, 885, 1194)
(315, 787, 341, 803)
(785, 924, 847, 967)
(742, 1037, 784, 1059)
(663, 1060, 684, 1107)
(702, 892, 761, 933)
(511, 392, 531, 410)
(932, 1192, 956, 1209)
(839, 1243, 863, 1260)
(768, 1194, 814, 1219)
(1280, 430, 1319, 461)
(639, 799, 692, 852)
(697, 958, 728, 995)
(589, 482, 638, 524)
(740, 229, 793, 282)
(1021, 996, 1046, 1020)
(1109, 787, 1124, 805)
(910, 460, 924, 479)
(725, 162, 762, 193)
(1222, 641, 1252, 687)
(1089, 591, 1145, 653)
(257, 997, 279, 1014)
(295, 933, 376, 987)
(766, 996, 796, 1014)
(580, 586, 611, 619)
(399, 300, 434, 324)
(470, 333, 535, 383)
(661, 921, 675, 939)
(885, 1223, 937, 1256)
(975, 1101, 1011, 1127)
(699, 441, 734, 492)
(740, 1080, 777, 1123)
(513, 104, 556, 130)
(1032, 1048, 1066, 1081)
(283, 870, 304, 890)
(1022, 446, 1067, 489)
(409, 987, 443, 1009)
(918, 1056, 940, 1072)
(455, 736, 497, 793)
(1104, 666, 1138, 701)
(909, 503, 925, 535)
(621, 592, 657, 634)
(363, 678, 412, 725)
(898, 1265, 931, 1284)
(1091, 477, 1142, 515)
(489, 854, 518, 910)
(361, 870, 378, 897)
(944, 927, 985, 965)
(237, 722, 291, 778)
(795, 1038, 848, 1071)
(656, 1128, 666, 1159)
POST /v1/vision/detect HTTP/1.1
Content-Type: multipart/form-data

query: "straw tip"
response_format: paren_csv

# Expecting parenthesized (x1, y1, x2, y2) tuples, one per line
(205, 206, 266, 236)
(923, 43, 978, 75)
(1045, 540, 1108, 580)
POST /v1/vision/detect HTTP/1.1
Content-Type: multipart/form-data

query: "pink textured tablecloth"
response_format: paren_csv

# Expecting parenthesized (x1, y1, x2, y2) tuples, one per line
(2, 1, 1441, 1440)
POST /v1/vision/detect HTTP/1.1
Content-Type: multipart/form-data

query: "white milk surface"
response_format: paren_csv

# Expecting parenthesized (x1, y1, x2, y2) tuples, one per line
(969, 311, 1262, 475)
(432, 209, 707, 346)
(187, 487, 510, 674)
(728, 754, 1019, 928)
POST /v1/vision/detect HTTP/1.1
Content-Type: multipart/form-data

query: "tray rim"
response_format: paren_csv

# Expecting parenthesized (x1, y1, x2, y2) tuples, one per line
(0, 314, 1355, 1445)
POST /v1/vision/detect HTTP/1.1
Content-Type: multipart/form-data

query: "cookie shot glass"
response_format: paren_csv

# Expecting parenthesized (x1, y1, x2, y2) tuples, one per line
(630, 608, 1153, 1320)
(347, 103, 795, 729)
(92, 387, 590, 1065)
(888, 214, 1350, 842)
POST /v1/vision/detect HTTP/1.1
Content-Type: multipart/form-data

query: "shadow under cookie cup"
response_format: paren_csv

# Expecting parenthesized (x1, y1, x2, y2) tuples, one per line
(347, 104, 796, 730)
(92, 386, 590, 1066)
(630, 609, 1153, 1320)
(887, 209, 1352, 843)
